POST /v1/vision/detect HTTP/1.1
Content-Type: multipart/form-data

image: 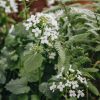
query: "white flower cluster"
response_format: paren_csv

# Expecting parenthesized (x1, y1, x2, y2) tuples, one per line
(0, 0, 18, 13)
(50, 65, 88, 99)
(23, 13, 59, 46)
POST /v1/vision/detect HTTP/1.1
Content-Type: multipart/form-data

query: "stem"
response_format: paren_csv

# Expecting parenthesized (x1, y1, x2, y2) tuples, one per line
(38, 67, 41, 99)
(60, 2, 75, 35)
(23, 0, 28, 19)
(86, 87, 88, 100)
(46, 97, 48, 100)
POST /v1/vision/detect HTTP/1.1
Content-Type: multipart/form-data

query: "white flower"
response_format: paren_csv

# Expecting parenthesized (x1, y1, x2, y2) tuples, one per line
(9, 25, 14, 33)
(50, 82, 56, 92)
(5, 6, 11, 13)
(69, 90, 76, 97)
(0, 1, 6, 8)
(77, 75, 83, 82)
(54, 10, 64, 19)
(23, 22, 32, 30)
(51, 32, 58, 41)
(23, 12, 59, 46)
(9, 0, 18, 13)
(77, 90, 85, 98)
(47, 0, 55, 6)
(49, 52, 56, 59)
(56, 73, 62, 79)
(32, 27, 41, 37)
(57, 82, 65, 92)
(77, 75, 88, 85)
(61, 67, 64, 73)
(71, 81, 79, 89)
(82, 77, 88, 85)
(65, 80, 71, 87)
(40, 36, 49, 44)
(77, 70, 82, 75)
(69, 65, 75, 73)
(27, 15, 35, 22)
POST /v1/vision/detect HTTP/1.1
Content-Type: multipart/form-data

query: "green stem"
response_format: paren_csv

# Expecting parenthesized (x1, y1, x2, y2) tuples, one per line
(23, 0, 27, 19)
(86, 87, 88, 100)
(60, 2, 75, 35)
(38, 67, 41, 99)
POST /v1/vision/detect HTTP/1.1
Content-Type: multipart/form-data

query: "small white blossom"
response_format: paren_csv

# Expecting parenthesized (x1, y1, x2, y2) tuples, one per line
(23, 22, 32, 30)
(0, 0, 18, 13)
(9, 25, 14, 33)
(0, 1, 6, 8)
(47, 0, 55, 6)
(49, 52, 56, 59)
(9, 0, 18, 13)
(57, 82, 65, 92)
(56, 73, 62, 79)
(71, 81, 79, 89)
(5, 6, 11, 13)
(40, 36, 49, 44)
(65, 80, 71, 87)
(77, 75, 88, 85)
(77, 70, 82, 75)
(69, 90, 76, 97)
(61, 67, 64, 73)
(69, 65, 75, 73)
(50, 82, 56, 92)
(77, 90, 85, 98)
(32, 27, 41, 37)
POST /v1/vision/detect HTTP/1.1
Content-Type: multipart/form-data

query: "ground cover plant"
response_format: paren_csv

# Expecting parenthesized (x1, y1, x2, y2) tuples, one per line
(0, 0, 100, 100)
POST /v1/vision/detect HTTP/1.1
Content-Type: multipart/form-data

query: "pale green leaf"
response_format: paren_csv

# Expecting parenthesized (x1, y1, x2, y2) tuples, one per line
(5, 78, 30, 94)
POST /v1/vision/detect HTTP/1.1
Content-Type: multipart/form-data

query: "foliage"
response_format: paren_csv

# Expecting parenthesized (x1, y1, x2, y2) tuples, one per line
(0, 0, 100, 100)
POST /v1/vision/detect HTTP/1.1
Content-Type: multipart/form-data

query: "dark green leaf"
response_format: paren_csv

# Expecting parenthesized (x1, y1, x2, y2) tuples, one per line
(31, 95, 39, 100)
(88, 82, 100, 96)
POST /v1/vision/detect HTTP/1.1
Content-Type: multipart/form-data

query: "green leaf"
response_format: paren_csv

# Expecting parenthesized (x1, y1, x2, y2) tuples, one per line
(5, 78, 30, 94)
(88, 82, 100, 96)
(82, 68, 99, 73)
(12, 23, 29, 37)
(68, 33, 91, 43)
(69, 97, 77, 100)
(0, 71, 6, 84)
(24, 53, 43, 71)
(17, 95, 28, 100)
(0, 95, 2, 100)
(5, 34, 16, 47)
(82, 71, 94, 79)
(95, 45, 100, 51)
(9, 94, 28, 100)
(55, 41, 66, 71)
(31, 95, 39, 100)
(20, 53, 44, 82)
